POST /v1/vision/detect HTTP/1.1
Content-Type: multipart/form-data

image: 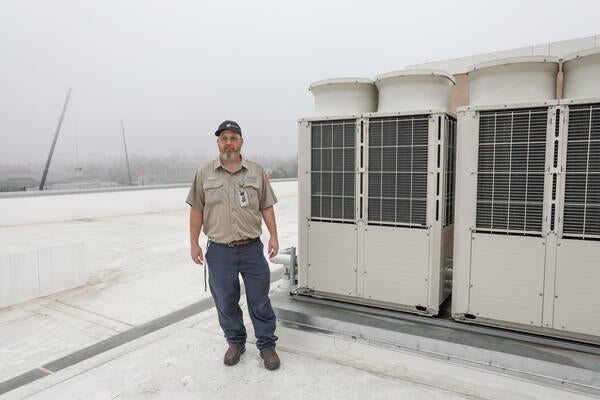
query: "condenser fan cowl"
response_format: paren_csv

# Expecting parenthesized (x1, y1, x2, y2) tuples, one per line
(468, 56, 559, 106)
(562, 48, 600, 100)
(309, 78, 378, 116)
(374, 69, 455, 113)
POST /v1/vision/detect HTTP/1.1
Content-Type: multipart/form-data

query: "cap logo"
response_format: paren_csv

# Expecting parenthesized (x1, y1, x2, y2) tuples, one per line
(215, 120, 241, 136)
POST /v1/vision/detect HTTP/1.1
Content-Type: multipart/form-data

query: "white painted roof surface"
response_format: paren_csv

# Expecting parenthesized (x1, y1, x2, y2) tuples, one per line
(0, 180, 598, 399)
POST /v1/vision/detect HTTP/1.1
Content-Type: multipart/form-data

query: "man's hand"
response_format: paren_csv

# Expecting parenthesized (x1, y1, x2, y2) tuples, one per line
(191, 243, 204, 265)
(267, 237, 279, 259)
(189, 208, 204, 265)
(261, 206, 279, 259)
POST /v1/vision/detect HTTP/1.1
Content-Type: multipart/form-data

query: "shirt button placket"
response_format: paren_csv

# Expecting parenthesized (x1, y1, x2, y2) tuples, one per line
(229, 175, 239, 240)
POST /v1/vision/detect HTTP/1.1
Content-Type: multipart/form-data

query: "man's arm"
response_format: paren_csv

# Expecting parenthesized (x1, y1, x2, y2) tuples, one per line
(190, 208, 204, 265)
(261, 205, 278, 258)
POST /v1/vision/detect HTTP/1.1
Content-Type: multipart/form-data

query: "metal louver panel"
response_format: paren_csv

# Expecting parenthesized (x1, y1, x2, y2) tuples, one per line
(476, 108, 547, 235)
(563, 103, 600, 239)
(550, 109, 560, 232)
(444, 117, 457, 227)
(310, 120, 356, 222)
(367, 115, 428, 227)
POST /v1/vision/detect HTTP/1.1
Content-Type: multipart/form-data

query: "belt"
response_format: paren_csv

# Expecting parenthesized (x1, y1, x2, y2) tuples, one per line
(213, 237, 258, 247)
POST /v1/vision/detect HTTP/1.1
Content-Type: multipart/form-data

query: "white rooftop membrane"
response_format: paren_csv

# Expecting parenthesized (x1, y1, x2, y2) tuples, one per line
(0, 181, 598, 399)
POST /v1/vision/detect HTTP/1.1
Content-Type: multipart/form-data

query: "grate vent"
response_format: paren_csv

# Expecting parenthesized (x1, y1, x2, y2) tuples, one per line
(311, 120, 356, 222)
(563, 103, 600, 238)
(367, 116, 429, 227)
(476, 108, 547, 235)
(444, 117, 457, 226)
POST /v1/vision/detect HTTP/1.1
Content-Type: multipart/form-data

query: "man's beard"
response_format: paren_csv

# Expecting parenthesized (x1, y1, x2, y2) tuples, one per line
(221, 151, 239, 161)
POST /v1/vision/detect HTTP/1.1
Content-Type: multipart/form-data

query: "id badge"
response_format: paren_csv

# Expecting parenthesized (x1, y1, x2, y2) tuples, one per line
(239, 190, 248, 207)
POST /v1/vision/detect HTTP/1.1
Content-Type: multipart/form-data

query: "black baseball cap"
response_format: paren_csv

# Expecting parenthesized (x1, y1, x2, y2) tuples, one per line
(215, 120, 242, 137)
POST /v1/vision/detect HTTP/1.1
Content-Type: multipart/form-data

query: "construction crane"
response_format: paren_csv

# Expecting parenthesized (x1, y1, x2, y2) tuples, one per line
(120, 119, 133, 185)
(39, 88, 72, 190)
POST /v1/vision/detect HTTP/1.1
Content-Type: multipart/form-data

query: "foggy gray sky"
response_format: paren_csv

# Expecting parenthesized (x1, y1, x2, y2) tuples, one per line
(1, 0, 599, 165)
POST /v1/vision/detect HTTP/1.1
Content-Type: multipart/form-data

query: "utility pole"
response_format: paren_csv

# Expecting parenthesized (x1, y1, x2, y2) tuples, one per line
(39, 88, 72, 190)
(120, 119, 133, 185)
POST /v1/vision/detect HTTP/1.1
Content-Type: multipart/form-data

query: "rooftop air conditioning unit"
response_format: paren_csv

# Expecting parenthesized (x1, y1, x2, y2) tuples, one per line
(453, 55, 600, 344)
(296, 78, 377, 305)
(297, 70, 456, 316)
(548, 48, 600, 344)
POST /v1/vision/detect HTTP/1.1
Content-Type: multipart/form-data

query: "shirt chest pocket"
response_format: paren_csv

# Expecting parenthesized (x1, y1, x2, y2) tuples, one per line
(203, 181, 223, 205)
(242, 181, 261, 209)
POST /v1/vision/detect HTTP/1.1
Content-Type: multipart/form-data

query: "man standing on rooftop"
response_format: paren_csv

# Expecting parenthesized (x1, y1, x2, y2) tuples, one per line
(186, 120, 281, 370)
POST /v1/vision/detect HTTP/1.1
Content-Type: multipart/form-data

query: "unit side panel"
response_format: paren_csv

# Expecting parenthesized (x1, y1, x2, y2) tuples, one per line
(426, 115, 441, 308)
(307, 221, 357, 297)
(469, 234, 545, 326)
(439, 224, 454, 304)
(452, 110, 479, 314)
(297, 121, 312, 287)
(363, 226, 429, 307)
(554, 239, 600, 338)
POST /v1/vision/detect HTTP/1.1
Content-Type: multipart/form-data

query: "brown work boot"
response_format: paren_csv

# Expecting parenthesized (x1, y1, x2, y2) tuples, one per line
(260, 348, 280, 370)
(223, 344, 245, 366)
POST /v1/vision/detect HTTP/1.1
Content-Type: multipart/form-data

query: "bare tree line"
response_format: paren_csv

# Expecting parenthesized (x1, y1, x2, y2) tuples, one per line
(0, 153, 298, 191)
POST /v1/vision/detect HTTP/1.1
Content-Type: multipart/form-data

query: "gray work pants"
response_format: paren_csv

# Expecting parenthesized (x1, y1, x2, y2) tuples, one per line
(206, 239, 278, 350)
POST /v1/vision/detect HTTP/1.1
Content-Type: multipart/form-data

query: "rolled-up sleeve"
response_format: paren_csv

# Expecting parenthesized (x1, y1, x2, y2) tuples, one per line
(186, 171, 205, 212)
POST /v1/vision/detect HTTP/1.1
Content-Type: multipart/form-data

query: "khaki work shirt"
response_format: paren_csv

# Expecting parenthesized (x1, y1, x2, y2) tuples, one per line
(186, 158, 278, 244)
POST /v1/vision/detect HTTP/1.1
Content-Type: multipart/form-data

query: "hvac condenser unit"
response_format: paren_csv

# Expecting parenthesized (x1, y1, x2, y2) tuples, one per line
(297, 78, 377, 308)
(298, 71, 456, 316)
(453, 55, 600, 344)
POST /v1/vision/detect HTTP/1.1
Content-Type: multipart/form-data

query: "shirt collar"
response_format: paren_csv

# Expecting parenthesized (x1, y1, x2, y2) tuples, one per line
(213, 156, 247, 172)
